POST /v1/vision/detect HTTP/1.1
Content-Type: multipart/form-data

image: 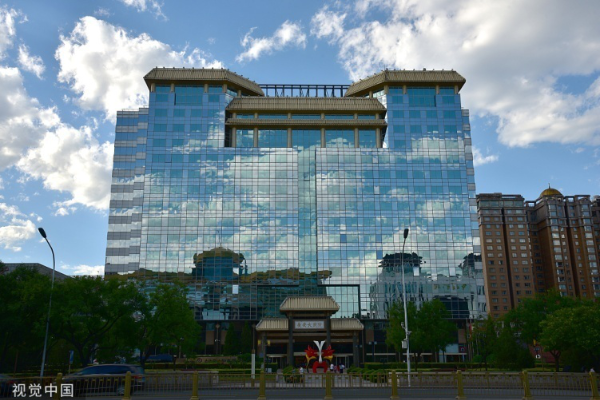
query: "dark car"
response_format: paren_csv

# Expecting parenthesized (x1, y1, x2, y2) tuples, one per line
(0, 374, 16, 398)
(63, 364, 145, 396)
(145, 354, 173, 363)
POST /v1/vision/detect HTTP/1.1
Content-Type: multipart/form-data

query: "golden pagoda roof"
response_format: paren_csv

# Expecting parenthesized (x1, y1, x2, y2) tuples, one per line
(280, 296, 340, 313)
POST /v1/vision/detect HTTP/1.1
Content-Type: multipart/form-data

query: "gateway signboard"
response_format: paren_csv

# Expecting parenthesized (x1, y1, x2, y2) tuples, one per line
(294, 320, 325, 330)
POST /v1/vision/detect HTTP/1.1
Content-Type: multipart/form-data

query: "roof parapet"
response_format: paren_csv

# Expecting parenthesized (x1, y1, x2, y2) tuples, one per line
(226, 97, 386, 112)
(346, 69, 466, 97)
(143, 67, 264, 96)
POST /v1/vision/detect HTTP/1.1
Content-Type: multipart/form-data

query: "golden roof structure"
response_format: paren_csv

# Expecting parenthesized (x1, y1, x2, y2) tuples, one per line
(346, 69, 466, 97)
(143, 68, 264, 96)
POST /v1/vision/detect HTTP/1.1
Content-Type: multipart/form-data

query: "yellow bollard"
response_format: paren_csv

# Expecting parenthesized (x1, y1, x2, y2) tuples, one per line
(590, 371, 600, 400)
(521, 371, 533, 400)
(456, 370, 466, 400)
(390, 371, 399, 400)
(54, 373, 63, 400)
(257, 370, 266, 400)
(190, 371, 199, 400)
(324, 371, 333, 400)
(122, 371, 132, 400)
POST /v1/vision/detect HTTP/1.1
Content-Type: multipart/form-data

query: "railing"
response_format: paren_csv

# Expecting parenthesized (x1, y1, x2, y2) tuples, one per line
(260, 84, 349, 98)
(1, 370, 599, 399)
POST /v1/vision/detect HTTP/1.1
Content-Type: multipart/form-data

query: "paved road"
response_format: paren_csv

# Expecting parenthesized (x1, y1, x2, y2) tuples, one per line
(69, 387, 590, 399)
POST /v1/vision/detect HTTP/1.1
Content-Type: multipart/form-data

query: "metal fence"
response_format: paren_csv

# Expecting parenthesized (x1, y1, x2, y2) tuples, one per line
(1, 370, 599, 399)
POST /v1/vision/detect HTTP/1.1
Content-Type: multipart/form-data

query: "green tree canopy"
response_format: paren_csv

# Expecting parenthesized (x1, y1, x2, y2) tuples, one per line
(120, 282, 201, 367)
(540, 302, 600, 371)
(493, 323, 534, 370)
(470, 315, 498, 370)
(223, 324, 240, 355)
(386, 299, 456, 370)
(49, 276, 139, 367)
(0, 266, 51, 371)
(240, 322, 253, 354)
(505, 289, 576, 346)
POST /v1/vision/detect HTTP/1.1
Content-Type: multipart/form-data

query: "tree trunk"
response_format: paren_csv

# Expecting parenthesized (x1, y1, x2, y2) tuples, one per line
(550, 351, 561, 372)
(0, 336, 9, 372)
(140, 348, 149, 368)
(75, 345, 88, 368)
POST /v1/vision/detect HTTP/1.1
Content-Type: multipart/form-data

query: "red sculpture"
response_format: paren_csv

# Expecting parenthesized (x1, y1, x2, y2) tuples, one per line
(304, 342, 335, 373)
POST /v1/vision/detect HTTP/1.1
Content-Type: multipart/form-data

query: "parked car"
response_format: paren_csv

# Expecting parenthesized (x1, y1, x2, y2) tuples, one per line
(145, 354, 173, 363)
(63, 364, 145, 396)
(0, 374, 16, 398)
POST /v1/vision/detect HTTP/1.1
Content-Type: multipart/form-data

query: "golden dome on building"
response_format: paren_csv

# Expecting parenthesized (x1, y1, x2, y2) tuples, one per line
(540, 186, 563, 197)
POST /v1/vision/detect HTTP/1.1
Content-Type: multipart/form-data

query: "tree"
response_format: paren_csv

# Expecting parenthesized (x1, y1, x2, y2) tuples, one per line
(540, 302, 600, 372)
(494, 323, 534, 370)
(240, 322, 253, 354)
(386, 299, 457, 370)
(505, 289, 576, 346)
(49, 276, 139, 367)
(504, 289, 578, 372)
(418, 300, 456, 360)
(0, 266, 51, 372)
(223, 324, 240, 355)
(123, 282, 201, 367)
(470, 315, 498, 370)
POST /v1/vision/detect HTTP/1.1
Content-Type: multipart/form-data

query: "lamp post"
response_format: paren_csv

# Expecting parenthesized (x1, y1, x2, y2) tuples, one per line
(370, 341, 377, 362)
(251, 324, 256, 379)
(38, 227, 56, 378)
(400, 228, 411, 386)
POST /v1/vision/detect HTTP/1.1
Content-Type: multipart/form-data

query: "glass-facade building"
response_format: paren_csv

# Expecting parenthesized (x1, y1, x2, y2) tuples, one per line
(106, 68, 485, 349)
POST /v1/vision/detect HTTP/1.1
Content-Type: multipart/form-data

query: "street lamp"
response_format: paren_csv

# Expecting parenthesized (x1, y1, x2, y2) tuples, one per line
(38, 227, 56, 378)
(369, 341, 377, 362)
(251, 324, 256, 380)
(400, 228, 411, 386)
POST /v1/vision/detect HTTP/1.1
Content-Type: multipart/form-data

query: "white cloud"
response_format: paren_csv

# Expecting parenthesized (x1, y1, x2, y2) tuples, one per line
(310, 7, 346, 42)
(0, 66, 113, 211)
(55, 17, 222, 121)
(0, 202, 36, 252)
(0, 6, 21, 58)
(13, 193, 29, 202)
(17, 123, 113, 210)
(312, 0, 600, 147)
(119, 0, 165, 19)
(52, 201, 78, 216)
(94, 8, 111, 18)
(472, 147, 499, 167)
(62, 264, 104, 276)
(18, 44, 45, 78)
(236, 21, 307, 63)
(0, 67, 59, 169)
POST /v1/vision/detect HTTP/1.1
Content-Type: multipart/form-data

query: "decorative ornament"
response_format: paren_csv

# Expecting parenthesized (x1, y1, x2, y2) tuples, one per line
(304, 340, 335, 373)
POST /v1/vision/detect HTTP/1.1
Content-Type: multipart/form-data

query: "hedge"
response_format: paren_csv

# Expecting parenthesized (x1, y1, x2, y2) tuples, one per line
(143, 362, 277, 370)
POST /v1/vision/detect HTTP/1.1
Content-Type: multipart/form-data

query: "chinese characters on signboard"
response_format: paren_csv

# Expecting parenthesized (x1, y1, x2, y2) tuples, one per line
(294, 320, 325, 330)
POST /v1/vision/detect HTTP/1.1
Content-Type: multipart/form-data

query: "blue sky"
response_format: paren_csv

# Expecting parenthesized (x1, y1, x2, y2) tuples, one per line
(1, 0, 599, 275)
